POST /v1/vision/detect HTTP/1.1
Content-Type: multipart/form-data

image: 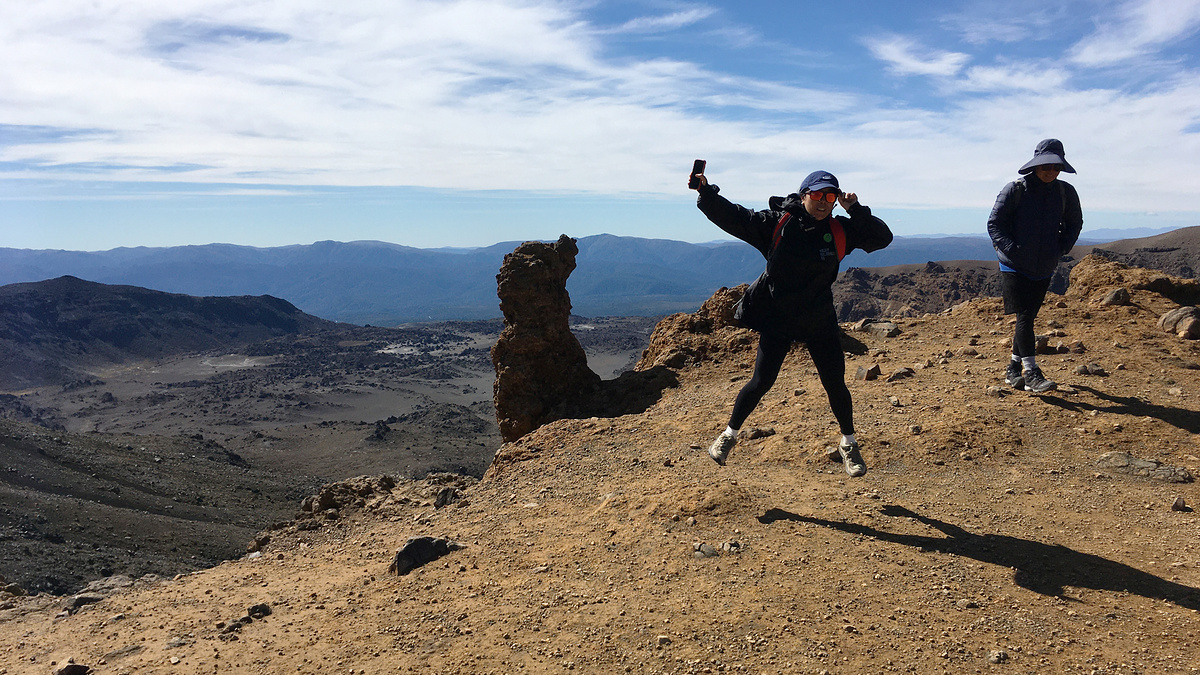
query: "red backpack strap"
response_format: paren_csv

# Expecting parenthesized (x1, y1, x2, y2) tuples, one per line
(830, 217, 847, 261)
(771, 212, 791, 252)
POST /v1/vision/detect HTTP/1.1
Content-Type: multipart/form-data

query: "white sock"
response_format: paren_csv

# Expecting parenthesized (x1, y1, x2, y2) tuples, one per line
(841, 433, 856, 447)
(1021, 356, 1037, 371)
(1011, 354, 1021, 364)
(724, 426, 738, 437)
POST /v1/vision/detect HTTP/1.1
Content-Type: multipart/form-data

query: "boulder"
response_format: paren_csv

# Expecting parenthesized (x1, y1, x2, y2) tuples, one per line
(388, 536, 464, 575)
(1158, 306, 1200, 339)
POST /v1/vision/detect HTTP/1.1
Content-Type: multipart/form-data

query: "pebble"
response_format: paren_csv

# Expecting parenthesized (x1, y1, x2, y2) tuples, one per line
(988, 650, 1009, 664)
(1172, 497, 1188, 512)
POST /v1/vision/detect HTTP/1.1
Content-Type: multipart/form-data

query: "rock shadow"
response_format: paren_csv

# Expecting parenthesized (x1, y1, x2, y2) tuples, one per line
(584, 365, 679, 419)
(758, 505, 1200, 610)
(1040, 385, 1200, 434)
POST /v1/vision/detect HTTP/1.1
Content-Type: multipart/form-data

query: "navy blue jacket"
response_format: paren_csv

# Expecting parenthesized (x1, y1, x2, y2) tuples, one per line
(698, 184, 892, 337)
(987, 176, 1083, 280)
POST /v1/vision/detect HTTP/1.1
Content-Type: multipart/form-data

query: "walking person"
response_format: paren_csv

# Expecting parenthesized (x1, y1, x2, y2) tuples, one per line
(690, 167, 892, 476)
(986, 139, 1084, 393)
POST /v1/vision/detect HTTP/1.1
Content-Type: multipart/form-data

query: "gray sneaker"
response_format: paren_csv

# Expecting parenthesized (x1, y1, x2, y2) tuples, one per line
(708, 431, 736, 466)
(1005, 361, 1025, 389)
(1022, 367, 1057, 393)
(838, 441, 867, 477)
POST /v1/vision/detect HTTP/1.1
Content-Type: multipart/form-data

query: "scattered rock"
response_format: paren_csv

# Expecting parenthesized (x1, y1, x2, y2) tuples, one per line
(1096, 287, 1132, 306)
(1096, 452, 1193, 483)
(869, 322, 901, 338)
(53, 665, 92, 675)
(886, 367, 915, 382)
(101, 644, 143, 661)
(986, 386, 1005, 398)
(988, 650, 1009, 664)
(721, 541, 745, 554)
(693, 543, 719, 559)
(738, 427, 775, 440)
(247, 603, 272, 619)
(1074, 363, 1107, 376)
(388, 536, 465, 575)
(302, 474, 397, 514)
(908, 425, 922, 435)
(855, 364, 882, 381)
(1034, 334, 1056, 355)
(63, 594, 106, 615)
(1172, 497, 1191, 512)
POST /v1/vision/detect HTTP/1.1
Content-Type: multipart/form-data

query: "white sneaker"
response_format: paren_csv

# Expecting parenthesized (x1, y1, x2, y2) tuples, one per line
(708, 431, 737, 466)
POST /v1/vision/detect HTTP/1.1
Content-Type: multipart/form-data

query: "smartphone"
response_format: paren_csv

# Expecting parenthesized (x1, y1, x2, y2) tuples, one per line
(688, 159, 706, 189)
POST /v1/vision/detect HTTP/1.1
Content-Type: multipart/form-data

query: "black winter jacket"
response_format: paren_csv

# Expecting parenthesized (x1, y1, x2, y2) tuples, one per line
(697, 183, 892, 337)
(987, 176, 1083, 280)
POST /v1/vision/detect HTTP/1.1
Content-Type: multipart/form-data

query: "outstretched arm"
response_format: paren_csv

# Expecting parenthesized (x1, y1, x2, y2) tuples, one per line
(692, 172, 774, 256)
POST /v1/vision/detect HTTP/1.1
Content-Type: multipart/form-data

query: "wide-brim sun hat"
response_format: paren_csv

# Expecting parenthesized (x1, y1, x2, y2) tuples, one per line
(1018, 138, 1076, 174)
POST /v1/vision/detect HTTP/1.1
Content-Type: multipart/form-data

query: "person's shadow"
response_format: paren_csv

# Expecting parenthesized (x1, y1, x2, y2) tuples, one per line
(1041, 384, 1200, 434)
(759, 505, 1200, 609)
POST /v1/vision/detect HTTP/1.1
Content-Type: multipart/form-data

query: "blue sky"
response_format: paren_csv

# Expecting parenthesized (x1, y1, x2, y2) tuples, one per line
(2, 0, 1199, 251)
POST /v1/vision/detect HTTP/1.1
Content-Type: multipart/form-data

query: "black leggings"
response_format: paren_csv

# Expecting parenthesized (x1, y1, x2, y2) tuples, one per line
(1013, 307, 1039, 358)
(728, 330, 854, 435)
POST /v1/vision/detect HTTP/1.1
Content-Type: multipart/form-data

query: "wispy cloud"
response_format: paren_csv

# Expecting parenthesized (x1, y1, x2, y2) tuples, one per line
(608, 8, 716, 34)
(866, 35, 971, 77)
(1070, 0, 1200, 65)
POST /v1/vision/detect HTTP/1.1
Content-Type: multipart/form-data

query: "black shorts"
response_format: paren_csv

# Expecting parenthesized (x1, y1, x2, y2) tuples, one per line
(1001, 272, 1051, 315)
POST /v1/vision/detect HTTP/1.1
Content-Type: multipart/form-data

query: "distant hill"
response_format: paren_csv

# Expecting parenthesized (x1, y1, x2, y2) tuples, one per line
(0, 276, 335, 389)
(1, 228, 1194, 324)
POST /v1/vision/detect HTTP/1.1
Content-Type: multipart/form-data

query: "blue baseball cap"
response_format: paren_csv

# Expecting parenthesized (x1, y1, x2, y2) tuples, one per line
(798, 170, 839, 193)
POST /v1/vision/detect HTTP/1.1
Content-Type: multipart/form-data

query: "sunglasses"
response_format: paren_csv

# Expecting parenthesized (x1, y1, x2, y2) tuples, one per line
(806, 190, 839, 203)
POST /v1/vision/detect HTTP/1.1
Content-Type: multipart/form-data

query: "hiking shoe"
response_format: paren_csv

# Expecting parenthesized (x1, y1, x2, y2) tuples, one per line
(1022, 367, 1057, 393)
(838, 441, 867, 477)
(1005, 361, 1025, 389)
(708, 431, 737, 466)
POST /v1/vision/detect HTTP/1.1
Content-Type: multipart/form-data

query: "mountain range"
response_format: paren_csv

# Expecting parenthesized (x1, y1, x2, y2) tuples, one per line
(1, 227, 1195, 324)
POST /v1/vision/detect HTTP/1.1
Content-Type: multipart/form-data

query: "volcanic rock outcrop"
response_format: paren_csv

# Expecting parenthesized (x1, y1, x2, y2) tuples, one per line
(636, 285, 754, 370)
(491, 235, 601, 442)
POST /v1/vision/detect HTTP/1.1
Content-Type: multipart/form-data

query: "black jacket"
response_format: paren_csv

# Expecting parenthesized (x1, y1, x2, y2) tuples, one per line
(987, 176, 1083, 280)
(697, 184, 892, 337)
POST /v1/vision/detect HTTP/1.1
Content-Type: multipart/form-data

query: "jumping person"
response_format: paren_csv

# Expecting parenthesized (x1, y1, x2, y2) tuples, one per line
(986, 139, 1083, 393)
(690, 168, 892, 476)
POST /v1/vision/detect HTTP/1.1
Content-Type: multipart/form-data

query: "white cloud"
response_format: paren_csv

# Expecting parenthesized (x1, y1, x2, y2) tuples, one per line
(0, 0, 1198, 225)
(866, 35, 970, 77)
(608, 8, 716, 34)
(958, 63, 1070, 92)
(1071, 0, 1200, 66)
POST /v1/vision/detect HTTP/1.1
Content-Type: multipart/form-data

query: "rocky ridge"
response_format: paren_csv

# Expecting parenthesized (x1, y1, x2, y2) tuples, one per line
(2, 255, 1200, 674)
